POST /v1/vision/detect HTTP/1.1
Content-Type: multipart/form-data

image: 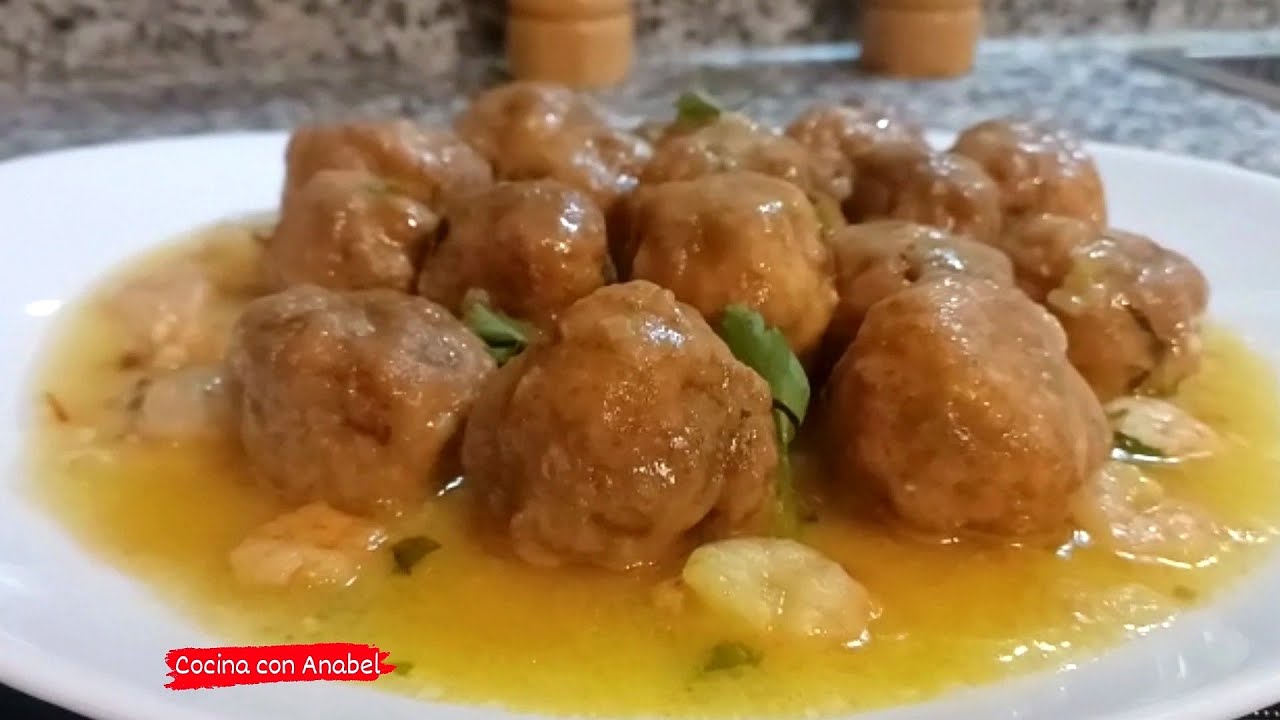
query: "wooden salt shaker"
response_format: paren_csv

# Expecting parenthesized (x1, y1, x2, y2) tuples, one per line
(507, 0, 634, 89)
(859, 0, 981, 78)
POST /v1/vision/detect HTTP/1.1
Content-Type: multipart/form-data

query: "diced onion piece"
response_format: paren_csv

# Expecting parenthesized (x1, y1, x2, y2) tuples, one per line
(129, 365, 231, 441)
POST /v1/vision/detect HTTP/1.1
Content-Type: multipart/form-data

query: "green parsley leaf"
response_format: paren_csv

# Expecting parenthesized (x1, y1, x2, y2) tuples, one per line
(717, 306, 810, 536)
(702, 641, 762, 674)
(675, 91, 723, 128)
(717, 305, 810, 428)
(391, 660, 416, 676)
(462, 293, 532, 366)
(391, 536, 441, 575)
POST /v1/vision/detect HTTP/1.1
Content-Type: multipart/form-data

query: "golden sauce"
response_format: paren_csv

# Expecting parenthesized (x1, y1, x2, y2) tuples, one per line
(26, 223, 1280, 717)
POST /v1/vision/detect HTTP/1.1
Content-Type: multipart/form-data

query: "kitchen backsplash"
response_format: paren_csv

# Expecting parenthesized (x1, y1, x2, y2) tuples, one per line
(4, 0, 1279, 84)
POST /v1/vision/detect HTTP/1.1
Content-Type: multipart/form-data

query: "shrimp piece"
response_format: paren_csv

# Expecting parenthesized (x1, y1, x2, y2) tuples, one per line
(681, 537, 873, 643)
(229, 503, 387, 588)
(1107, 396, 1219, 461)
(1070, 461, 1222, 567)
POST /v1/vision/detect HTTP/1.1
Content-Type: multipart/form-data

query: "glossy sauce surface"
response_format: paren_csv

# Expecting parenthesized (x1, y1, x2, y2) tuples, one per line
(27, 223, 1280, 717)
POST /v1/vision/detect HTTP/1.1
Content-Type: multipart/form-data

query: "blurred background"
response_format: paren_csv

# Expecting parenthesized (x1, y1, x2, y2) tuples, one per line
(5, 1, 1280, 85)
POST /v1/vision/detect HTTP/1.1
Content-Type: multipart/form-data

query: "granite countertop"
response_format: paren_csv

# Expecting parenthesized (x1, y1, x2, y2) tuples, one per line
(3, 30, 1280, 176)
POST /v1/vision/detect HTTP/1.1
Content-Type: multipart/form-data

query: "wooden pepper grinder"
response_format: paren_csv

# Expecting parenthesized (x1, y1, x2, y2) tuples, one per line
(859, 0, 981, 78)
(507, 0, 634, 89)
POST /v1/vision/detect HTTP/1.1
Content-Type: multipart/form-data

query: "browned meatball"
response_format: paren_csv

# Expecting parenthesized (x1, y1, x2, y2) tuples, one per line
(844, 142, 1002, 244)
(456, 82, 607, 155)
(825, 275, 1109, 536)
(283, 120, 492, 211)
(227, 286, 495, 516)
(416, 180, 612, 327)
(785, 101, 928, 185)
(464, 281, 778, 570)
(995, 214, 1208, 400)
(455, 82, 651, 210)
(266, 170, 439, 292)
(643, 113, 850, 204)
(952, 119, 1107, 228)
(820, 221, 1014, 372)
(622, 171, 838, 360)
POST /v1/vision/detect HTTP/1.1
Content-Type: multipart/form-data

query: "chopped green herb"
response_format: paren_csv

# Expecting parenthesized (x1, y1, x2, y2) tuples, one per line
(717, 306, 810, 537)
(391, 536, 441, 575)
(674, 91, 723, 128)
(462, 292, 532, 366)
(1172, 585, 1197, 602)
(717, 305, 810, 428)
(1113, 431, 1165, 460)
(702, 641, 762, 674)
(392, 660, 416, 676)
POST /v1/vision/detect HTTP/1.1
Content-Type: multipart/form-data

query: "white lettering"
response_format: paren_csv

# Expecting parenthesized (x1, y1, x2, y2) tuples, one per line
(256, 658, 293, 674)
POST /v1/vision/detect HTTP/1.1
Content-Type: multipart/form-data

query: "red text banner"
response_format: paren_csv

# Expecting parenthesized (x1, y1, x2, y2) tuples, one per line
(164, 643, 395, 690)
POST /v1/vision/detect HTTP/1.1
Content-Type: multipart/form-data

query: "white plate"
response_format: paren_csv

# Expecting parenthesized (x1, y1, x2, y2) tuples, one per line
(3, 131, 1280, 720)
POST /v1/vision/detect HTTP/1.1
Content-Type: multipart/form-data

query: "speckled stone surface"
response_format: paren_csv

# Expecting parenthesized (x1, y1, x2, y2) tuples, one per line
(5, 1, 1280, 84)
(4, 32, 1280, 179)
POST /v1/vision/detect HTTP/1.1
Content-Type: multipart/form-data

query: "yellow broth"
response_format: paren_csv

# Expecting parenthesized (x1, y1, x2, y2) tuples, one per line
(26, 223, 1280, 717)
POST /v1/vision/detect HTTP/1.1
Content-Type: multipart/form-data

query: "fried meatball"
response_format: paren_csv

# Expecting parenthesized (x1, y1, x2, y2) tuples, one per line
(267, 170, 439, 292)
(825, 275, 1109, 536)
(844, 142, 1002, 244)
(622, 171, 837, 360)
(416, 180, 612, 327)
(952, 119, 1107, 228)
(455, 82, 651, 210)
(464, 281, 778, 570)
(643, 113, 850, 203)
(227, 286, 495, 516)
(283, 120, 492, 211)
(995, 214, 1208, 400)
(820, 221, 1014, 372)
(785, 101, 928, 185)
